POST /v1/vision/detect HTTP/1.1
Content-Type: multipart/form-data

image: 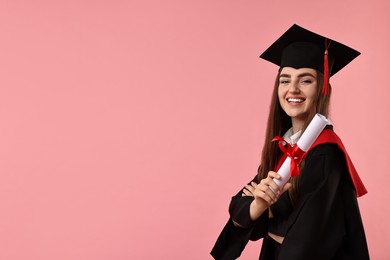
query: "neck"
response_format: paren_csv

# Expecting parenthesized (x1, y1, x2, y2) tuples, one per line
(291, 118, 305, 134)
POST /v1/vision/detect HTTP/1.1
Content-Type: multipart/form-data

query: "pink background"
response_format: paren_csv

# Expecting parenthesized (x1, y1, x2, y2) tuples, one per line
(0, 0, 389, 259)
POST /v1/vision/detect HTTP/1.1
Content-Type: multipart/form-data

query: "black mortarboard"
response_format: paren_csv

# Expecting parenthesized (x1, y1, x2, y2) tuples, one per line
(259, 24, 361, 94)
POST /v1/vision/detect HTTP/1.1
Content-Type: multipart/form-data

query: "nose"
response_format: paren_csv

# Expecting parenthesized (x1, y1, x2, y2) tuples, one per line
(289, 81, 300, 93)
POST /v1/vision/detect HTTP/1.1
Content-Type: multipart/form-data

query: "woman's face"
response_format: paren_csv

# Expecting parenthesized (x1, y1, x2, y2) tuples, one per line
(278, 67, 318, 127)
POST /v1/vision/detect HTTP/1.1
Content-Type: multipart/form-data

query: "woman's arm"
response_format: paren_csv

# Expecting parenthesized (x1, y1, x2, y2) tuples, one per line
(211, 171, 291, 259)
(230, 172, 291, 228)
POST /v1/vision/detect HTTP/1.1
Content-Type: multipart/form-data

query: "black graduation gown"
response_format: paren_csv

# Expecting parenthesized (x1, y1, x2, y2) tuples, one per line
(210, 143, 369, 260)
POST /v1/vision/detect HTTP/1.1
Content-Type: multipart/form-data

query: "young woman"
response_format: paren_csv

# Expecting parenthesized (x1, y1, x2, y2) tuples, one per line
(211, 25, 369, 260)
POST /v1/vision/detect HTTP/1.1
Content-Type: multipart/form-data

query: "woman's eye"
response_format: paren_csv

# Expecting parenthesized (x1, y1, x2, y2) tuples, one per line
(301, 79, 312, 84)
(279, 80, 289, 84)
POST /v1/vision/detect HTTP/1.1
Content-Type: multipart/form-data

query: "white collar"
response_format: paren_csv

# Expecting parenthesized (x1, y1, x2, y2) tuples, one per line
(282, 128, 302, 145)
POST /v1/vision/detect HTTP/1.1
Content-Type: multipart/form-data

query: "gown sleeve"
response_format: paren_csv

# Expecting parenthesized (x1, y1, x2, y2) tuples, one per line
(278, 144, 369, 260)
(210, 175, 270, 259)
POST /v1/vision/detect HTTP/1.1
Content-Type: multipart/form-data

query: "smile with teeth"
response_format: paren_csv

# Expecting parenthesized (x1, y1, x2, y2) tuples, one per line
(287, 98, 305, 103)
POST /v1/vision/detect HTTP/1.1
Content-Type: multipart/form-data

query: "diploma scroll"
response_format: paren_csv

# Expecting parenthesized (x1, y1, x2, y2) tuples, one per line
(274, 113, 329, 188)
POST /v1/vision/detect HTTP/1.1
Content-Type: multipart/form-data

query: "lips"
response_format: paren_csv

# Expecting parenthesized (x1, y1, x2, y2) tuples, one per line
(287, 98, 305, 103)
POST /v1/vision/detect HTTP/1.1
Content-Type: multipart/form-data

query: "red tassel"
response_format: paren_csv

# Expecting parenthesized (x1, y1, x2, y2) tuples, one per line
(322, 39, 331, 95)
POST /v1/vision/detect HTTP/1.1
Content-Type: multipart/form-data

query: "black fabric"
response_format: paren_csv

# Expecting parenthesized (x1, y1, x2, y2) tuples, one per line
(259, 237, 281, 260)
(259, 24, 360, 77)
(211, 143, 369, 260)
(280, 42, 333, 74)
(210, 176, 269, 260)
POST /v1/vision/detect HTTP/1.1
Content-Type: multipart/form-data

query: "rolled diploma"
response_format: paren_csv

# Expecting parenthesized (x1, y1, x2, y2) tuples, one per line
(274, 113, 329, 188)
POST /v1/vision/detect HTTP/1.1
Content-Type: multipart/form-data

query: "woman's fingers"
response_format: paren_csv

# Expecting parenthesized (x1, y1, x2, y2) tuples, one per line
(262, 177, 280, 195)
(256, 171, 289, 204)
(270, 170, 292, 195)
(246, 183, 255, 193)
(256, 182, 278, 203)
(281, 182, 292, 193)
(264, 185, 278, 203)
(242, 172, 291, 204)
(266, 171, 283, 194)
(267, 171, 279, 179)
(253, 188, 274, 204)
(241, 182, 257, 197)
(242, 188, 253, 197)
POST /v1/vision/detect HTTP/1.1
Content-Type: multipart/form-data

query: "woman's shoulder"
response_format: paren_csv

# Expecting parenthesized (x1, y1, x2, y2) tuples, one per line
(299, 143, 346, 194)
(305, 126, 345, 159)
(306, 142, 344, 160)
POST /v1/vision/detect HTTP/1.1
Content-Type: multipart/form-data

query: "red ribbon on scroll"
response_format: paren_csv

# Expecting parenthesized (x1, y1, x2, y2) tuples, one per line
(272, 136, 306, 177)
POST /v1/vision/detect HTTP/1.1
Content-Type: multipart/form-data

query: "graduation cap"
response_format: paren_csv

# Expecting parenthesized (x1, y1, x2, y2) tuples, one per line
(259, 24, 360, 95)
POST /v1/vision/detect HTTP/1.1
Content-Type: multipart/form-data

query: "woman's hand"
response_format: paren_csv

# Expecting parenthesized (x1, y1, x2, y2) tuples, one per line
(243, 171, 292, 221)
(247, 171, 291, 204)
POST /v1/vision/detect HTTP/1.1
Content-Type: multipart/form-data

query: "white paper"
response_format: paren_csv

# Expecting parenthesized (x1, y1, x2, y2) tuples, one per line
(273, 113, 329, 188)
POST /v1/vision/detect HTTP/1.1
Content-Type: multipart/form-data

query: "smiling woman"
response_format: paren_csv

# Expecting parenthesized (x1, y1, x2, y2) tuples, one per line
(211, 24, 369, 260)
(278, 67, 318, 133)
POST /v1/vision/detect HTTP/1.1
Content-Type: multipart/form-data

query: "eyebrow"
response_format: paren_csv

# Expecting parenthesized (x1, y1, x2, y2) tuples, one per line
(279, 72, 316, 78)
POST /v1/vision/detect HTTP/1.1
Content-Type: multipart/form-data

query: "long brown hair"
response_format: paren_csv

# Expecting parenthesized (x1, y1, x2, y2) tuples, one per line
(257, 69, 331, 202)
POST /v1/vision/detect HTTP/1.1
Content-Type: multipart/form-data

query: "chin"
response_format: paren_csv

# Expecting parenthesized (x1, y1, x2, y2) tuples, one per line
(286, 111, 309, 120)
